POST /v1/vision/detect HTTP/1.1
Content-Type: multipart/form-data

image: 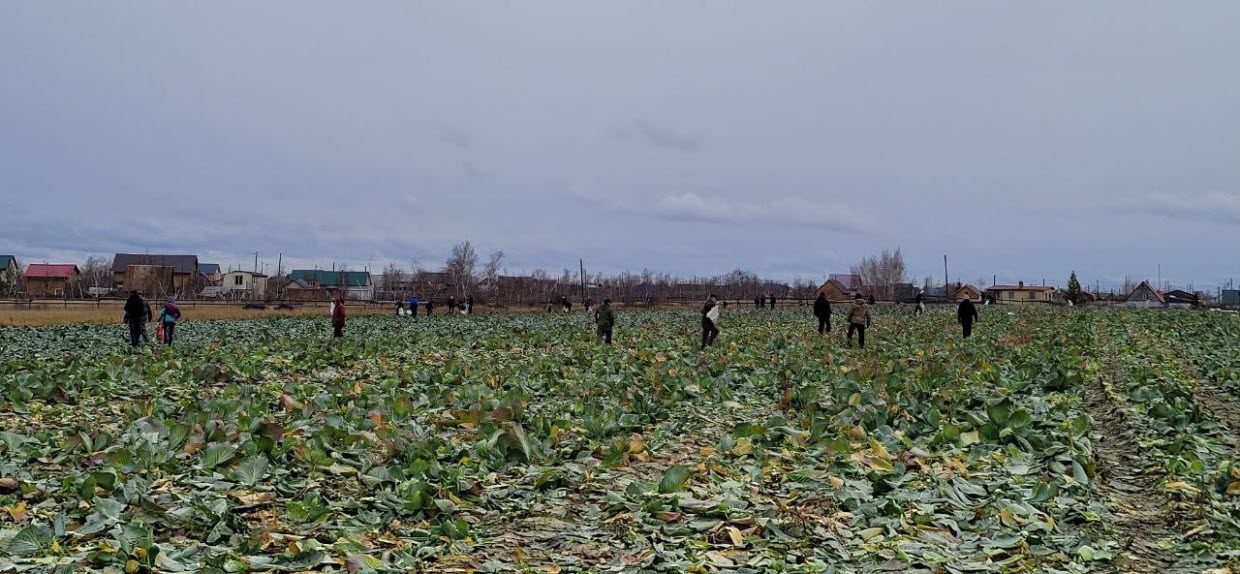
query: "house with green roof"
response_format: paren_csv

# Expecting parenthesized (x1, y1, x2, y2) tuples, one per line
(0, 255, 19, 295)
(284, 269, 374, 301)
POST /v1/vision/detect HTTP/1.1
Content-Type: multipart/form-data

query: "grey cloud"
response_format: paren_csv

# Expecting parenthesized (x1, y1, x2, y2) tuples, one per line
(652, 192, 871, 233)
(613, 120, 705, 153)
(1124, 191, 1240, 227)
(434, 125, 472, 148)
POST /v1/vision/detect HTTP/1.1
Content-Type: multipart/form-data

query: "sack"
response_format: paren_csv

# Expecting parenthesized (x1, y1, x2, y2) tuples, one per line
(156, 323, 165, 339)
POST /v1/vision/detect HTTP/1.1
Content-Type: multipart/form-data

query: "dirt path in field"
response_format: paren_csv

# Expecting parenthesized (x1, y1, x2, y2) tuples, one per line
(1084, 332, 1182, 573)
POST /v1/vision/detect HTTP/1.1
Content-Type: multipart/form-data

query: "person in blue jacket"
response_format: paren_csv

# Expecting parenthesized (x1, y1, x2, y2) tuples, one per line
(409, 295, 419, 318)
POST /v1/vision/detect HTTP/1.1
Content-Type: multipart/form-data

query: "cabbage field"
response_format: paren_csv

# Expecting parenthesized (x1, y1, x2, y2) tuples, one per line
(0, 307, 1237, 573)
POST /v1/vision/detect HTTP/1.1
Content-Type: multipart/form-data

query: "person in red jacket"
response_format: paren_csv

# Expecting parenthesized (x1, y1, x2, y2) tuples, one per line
(331, 293, 346, 338)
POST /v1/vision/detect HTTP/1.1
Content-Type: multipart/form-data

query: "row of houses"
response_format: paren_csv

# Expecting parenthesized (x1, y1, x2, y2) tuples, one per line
(2, 253, 1236, 308)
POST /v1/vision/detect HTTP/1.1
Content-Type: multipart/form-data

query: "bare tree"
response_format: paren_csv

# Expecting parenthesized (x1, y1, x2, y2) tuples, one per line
(482, 251, 504, 300)
(380, 262, 406, 294)
(80, 255, 113, 292)
(444, 241, 478, 297)
(851, 247, 910, 298)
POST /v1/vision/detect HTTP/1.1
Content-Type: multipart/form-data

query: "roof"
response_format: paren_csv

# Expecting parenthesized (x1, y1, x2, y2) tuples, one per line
(25, 264, 80, 278)
(1126, 281, 1165, 303)
(224, 270, 267, 277)
(287, 270, 371, 288)
(0, 255, 16, 269)
(112, 254, 198, 274)
(829, 274, 862, 290)
(988, 284, 1055, 292)
(199, 263, 220, 274)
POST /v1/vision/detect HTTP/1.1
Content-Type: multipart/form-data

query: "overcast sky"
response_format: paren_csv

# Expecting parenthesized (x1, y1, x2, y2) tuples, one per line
(2, 2, 1238, 290)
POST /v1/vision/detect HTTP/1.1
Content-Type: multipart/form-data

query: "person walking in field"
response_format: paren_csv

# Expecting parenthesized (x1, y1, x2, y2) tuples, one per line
(957, 295, 979, 339)
(813, 292, 832, 334)
(466, 295, 474, 314)
(331, 293, 346, 338)
(395, 300, 405, 316)
(426, 299, 435, 316)
(701, 294, 721, 349)
(846, 294, 871, 349)
(409, 295, 419, 318)
(158, 297, 182, 345)
(141, 295, 153, 343)
(594, 299, 616, 344)
(914, 292, 925, 316)
(769, 294, 777, 309)
(123, 290, 146, 347)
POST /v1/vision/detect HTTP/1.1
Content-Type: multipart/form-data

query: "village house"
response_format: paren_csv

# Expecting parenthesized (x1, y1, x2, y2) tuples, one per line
(24, 264, 81, 298)
(284, 270, 374, 301)
(955, 284, 983, 302)
(1222, 289, 1240, 307)
(112, 254, 200, 296)
(817, 273, 863, 301)
(1123, 281, 1164, 308)
(199, 263, 222, 285)
(0, 255, 19, 295)
(220, 270, 269, 299)
(986, 281, 1055, 303)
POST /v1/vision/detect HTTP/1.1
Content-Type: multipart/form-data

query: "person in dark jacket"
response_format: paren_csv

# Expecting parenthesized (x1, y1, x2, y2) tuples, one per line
(123, 291, 146, 347)
(395, 301, 405, 316)
(159, 297, 182, 345)
(868, 294, 876, 305)
(448, 296, 456, 313)
(813, 292, 832, 334)
(757, 295, 765, 309)
(957, 296, 979, 339)
(701, 295, 720, 349)
(768, 294, 777, 309)
(914, 292, 925, 316)
(426, 299, 435, 316)
(465, 295, 474, 314)
(331, 293, 346, 337)
(594, 299, 616, 344)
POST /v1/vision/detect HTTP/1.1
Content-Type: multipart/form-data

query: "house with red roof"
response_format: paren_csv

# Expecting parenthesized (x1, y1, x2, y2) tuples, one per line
(25, 264, 81, 298)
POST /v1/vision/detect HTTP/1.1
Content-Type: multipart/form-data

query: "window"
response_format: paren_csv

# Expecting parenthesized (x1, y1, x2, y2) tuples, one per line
(235, 275, 244, 286)
(1007, 291, 1014, 299)
(1029, 291, 1038, 300)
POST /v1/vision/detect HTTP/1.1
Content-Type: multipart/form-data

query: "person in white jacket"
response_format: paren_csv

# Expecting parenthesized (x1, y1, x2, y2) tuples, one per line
(701, 295, 720, 349)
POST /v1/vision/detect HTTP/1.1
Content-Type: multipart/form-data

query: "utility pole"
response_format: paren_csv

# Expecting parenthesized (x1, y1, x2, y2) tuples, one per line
(254, 251, 259, 274)
(943, 255, 949, 297)
(579, 259, 587, 302)
(1157, 264, 1161, 291)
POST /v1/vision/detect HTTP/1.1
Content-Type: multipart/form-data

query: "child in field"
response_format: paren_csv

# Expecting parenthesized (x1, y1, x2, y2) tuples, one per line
(594, 299, 615, 344)
(159, 297, 182, 345)
(814, 292, 832, 334)
(331, 293, 346, 337)
(701, 295, 720, 349)
(846, 294, 870, 349)
(123, 291, 146, 347)
(957, 295, 979, 339)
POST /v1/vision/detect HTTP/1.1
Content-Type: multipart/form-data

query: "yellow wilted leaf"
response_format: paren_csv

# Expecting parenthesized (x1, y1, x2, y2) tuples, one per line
(726, 525, 745, 547)
(1225, 481, 1240, 495)
(828, 476, 845, 488)
(628, 433, 645, 454)
(869, 438, 891, 460)
(1164, 481, 1199, 495)
(960, 431, 980, 447)
(733, 438, 753, 456)
(700, 446, 717, 456)
(125, 560, 139, 573)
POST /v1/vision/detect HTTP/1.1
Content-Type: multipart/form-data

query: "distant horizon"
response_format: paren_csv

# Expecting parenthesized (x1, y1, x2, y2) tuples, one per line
(3, 3, 1238, 292)
(2, 249, 1234, 294)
